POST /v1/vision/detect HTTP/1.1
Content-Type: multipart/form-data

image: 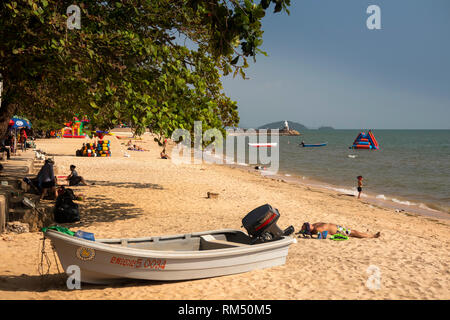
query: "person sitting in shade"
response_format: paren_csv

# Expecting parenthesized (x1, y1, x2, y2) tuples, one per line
(67, 165, 89, 186)
(36, 159, 57, 200)
(0, 138, 11, 160)
(298, 222, 380, 239)
(160, 148, 170, 159)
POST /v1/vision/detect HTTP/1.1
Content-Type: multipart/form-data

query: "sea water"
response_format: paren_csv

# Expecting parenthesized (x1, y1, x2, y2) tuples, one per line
(225, 130, 450, 215)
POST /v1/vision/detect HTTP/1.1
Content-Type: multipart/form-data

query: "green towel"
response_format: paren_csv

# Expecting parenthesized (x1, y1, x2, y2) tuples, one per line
(329, 233, 348, 241)
(41, 225, 75, 236)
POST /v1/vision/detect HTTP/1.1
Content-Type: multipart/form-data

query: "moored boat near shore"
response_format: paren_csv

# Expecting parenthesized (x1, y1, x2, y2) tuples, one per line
(300, 142, 327, 147)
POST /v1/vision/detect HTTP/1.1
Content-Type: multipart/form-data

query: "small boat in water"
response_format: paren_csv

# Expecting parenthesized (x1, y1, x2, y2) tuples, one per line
(44, 204, 295, 284)
(300, 142, 327, 147)
(248, 142, 277, 147)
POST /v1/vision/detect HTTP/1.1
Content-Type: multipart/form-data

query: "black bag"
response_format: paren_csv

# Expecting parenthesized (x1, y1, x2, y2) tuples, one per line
(54, 188, 80, 223)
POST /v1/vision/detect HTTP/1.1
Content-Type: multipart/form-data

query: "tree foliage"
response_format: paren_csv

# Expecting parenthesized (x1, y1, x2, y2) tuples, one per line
(0, 0, 290, 141)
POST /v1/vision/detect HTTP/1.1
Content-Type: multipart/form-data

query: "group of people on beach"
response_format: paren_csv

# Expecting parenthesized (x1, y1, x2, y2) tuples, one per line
(21, 136, 377, 239)
(25, 159, 90, 200)
(294, 175, 381, 239)
(0, 129, 29, 160)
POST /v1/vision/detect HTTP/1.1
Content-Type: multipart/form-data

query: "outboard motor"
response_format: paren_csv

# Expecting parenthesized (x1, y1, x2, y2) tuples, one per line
(242, 204, 294, 243)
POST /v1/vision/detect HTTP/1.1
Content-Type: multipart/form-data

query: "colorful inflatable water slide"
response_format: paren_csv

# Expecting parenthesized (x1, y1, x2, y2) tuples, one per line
(350, 130, 379, 150)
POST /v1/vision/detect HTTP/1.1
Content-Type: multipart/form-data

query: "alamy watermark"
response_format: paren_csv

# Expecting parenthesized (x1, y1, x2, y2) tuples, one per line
(65, 4, 382, 33)
(367, 5, 381, 30)
(66, 265, 81, 290)
(66, 4, 81, 30)
(366, 265, 381, 290)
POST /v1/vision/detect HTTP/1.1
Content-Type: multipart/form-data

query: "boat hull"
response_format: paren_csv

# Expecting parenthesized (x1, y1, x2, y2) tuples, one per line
(45, 229, 296, 284)
(301, 143, 327, 147)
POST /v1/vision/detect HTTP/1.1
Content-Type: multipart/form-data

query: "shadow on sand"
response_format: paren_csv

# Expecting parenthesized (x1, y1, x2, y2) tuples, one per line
(89, 180, 163, 190)
(0, 257, 202, 292)
(0, 273, 169, 292)
(56, 194, 145, 229)
(45, 153, 77, 157)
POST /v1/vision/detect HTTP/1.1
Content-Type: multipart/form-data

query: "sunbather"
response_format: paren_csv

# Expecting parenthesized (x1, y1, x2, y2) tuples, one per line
(128, 144, 148, 151)
(298, 222, 380, 238)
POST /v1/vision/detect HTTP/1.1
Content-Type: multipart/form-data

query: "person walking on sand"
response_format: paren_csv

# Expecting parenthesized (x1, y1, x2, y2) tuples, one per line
(298, 222, 380, 239)
(357, 175, 363, 199)
(20, 129, 28, 151)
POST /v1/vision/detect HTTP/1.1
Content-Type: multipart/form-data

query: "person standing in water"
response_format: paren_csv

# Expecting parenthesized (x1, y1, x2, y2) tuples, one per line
(357, 175, 363, 199)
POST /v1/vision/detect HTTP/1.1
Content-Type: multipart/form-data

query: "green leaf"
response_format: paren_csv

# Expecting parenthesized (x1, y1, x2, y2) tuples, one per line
(230, 56, 239, 65)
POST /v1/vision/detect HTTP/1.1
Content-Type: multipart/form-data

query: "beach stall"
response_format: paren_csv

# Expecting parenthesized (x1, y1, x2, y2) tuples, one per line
(8, 116, 32, 154)
(61, 117, 90, 138)
(76, 140, 111, 157)
(96, 140, 111, 157)
(350, 130, 379, 150)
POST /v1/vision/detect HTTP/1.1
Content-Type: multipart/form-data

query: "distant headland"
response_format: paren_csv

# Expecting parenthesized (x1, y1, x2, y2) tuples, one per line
(229, 121, 334, 135)
(257, 120, 302, 136)
(318, 126, 335, 131)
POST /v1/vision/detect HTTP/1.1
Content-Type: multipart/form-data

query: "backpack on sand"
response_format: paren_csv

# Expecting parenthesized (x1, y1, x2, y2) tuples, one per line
(53, 188, 80, 223)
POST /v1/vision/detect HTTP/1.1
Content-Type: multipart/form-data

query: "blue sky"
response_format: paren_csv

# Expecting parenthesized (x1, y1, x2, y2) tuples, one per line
(221, 0, 450, 129)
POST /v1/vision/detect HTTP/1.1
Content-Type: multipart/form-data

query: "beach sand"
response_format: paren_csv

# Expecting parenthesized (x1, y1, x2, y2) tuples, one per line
(0, 133, 449, 300)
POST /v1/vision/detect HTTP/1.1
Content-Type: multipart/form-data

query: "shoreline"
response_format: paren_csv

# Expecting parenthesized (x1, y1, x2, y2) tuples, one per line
(202, 151, 450, 221)
(272, 168, 450, 221)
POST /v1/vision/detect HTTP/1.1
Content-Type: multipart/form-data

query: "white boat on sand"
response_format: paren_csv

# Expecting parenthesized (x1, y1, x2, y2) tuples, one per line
(44, 204, 296, 284)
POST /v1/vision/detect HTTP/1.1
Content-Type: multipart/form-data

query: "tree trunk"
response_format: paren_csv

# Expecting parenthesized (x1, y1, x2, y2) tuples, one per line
(0, 86, 18, 139)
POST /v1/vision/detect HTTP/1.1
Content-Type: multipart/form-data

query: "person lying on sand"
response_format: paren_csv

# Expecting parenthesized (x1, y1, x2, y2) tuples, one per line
(297, 222, 380, 238)
(127, 144, 148, 151)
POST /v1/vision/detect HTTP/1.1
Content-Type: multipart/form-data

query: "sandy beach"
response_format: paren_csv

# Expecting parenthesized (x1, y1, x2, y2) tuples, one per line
(0, 134, 449, 300)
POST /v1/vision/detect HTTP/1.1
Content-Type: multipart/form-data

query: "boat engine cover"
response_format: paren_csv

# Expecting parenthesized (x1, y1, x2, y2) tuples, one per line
(242, 204, 283, 240)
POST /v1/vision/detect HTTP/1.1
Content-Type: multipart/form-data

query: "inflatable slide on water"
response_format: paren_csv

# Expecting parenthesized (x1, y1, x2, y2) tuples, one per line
(350, 130, 379, 150)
